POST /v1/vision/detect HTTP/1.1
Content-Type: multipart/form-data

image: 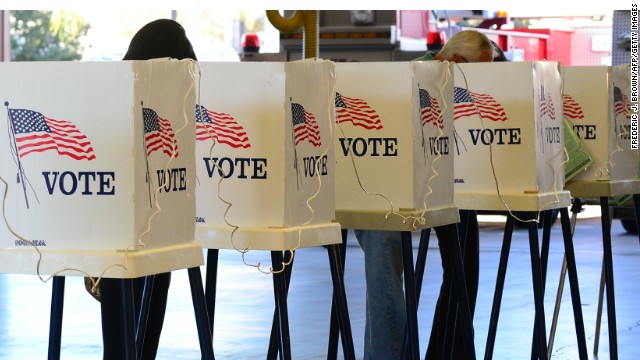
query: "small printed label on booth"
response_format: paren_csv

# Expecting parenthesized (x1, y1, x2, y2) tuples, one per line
(14, 239, 47, 247)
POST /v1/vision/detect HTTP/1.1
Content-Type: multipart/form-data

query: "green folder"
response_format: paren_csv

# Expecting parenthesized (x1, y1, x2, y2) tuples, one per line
(613, 194, 633, 206)
(563, 117, 593, 184)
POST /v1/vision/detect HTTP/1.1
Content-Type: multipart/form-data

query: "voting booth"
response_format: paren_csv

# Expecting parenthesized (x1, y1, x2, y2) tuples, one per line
(563, 64, 640, 196)
(333, 61, 458, 231)
(0, 60, 204, 278)
(452, 61, 571, 211)
(194, 60, 341, 250)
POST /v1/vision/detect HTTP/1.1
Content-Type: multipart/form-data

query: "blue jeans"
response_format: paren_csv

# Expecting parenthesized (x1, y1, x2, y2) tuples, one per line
(355, 230, 406, 360)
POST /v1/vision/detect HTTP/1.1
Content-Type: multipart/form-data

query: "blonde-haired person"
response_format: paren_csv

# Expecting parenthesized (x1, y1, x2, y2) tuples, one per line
(356, 29, 493, 360)
(419, 29, 494, 63)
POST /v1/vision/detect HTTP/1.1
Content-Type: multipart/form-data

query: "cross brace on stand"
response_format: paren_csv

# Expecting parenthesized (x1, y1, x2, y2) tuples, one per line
(548, 194, 640, 360)
(204, 244, 355, 360)
(47, 267, 214, 360)
(483, 208, 587, 360)
(327, 222, 476, 360)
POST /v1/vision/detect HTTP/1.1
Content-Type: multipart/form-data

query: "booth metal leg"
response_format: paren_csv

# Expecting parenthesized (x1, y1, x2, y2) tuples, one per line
(414, 229, 431, 304)
(484, 214, 515, 360)
(593, 199, 615, 356)
(594, 262, 606, 355)
(205, 249, 219, 341)
(188, 267, 215, 360)
(135, 275, 155, 356)
(327, 243, 356, 360)
(120, 279, 137, 360)
(402, 228, 431, 360)
(558, 207, 588, 359)
(485, 211, 551, 359)
(599, 196, 618, 359)
(271, 251, 292, 360)
(548, 199, 582, 356)
(440, 223, 476, 360)
(327, 229, 348, 360)
(526, 211, 549, 360)
(47, 276, 65, 360)
(267, 251, 294, 360)
(441, 274, 456, 360)
(400, 231, 420, 360)
(530, 210, 552, 360)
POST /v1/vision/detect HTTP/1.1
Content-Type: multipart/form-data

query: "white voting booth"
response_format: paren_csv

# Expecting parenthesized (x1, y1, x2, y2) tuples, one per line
(334, 61, 458, 231)
(194, 60, 341, 250)
(563, 64, 640, 196)
(452, 61, 571, 211)
(0, 60, 204, 278)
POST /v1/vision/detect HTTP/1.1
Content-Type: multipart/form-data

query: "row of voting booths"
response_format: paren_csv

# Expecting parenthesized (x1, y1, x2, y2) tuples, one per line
(0, 58, 635, 359)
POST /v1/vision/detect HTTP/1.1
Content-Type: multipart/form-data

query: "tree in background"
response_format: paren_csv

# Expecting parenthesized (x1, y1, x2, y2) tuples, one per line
(10, 10, 89, 61)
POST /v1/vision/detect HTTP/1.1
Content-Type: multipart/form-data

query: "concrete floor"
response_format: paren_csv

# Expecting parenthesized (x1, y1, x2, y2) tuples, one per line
(0, 205, 638, 359)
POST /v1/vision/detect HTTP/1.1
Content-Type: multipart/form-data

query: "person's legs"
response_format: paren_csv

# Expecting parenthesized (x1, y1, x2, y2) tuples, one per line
(355, 230, 406, 360)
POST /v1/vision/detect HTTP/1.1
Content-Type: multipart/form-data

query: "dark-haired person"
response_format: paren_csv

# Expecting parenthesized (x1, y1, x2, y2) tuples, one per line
(99, 18, 197, 360)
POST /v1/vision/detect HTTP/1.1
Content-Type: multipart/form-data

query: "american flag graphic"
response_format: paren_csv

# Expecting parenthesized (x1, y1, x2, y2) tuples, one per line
(419, 88, 442, 128)
(453, 87, 507, 122)
(8, 108, 96, 160)
(335, 92, 383, 130)
(292, 102, 321, 147)
(614, 86, 630, 119)
(143, 107, 178, 157)
(562, 94, 585, 120)
(195, 104, 250, 148)
(539, 89, 556, 121)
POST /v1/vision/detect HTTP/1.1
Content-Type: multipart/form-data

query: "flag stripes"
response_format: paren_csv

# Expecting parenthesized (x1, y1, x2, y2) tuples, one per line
(9, 108, 96, 160)
(195, 104, 250, 148)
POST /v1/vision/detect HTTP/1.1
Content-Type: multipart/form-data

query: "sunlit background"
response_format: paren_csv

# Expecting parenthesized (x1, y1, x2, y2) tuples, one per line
(4, 9, 622, 65)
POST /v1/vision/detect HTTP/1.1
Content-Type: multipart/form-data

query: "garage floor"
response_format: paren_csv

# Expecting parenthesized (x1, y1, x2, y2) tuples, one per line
(0, 205, 638, 359)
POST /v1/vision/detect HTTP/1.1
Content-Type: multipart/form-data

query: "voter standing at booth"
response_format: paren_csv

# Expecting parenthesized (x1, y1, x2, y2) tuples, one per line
(355, 30, 493, 360)
(97, 18, 198, 360)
